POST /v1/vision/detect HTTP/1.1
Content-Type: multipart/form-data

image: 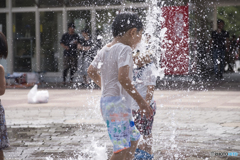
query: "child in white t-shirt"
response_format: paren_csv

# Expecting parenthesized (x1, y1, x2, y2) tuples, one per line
(132, 51, 157, 160)
(88, 13, 153, 160)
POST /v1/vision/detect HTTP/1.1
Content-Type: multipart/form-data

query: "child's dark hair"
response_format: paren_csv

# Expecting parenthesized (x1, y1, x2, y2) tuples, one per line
(0, 32, 8, 59)
(112, 13, 143, 37)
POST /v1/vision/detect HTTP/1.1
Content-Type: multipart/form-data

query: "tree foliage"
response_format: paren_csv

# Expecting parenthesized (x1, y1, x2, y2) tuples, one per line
(218, 6, 240, 38)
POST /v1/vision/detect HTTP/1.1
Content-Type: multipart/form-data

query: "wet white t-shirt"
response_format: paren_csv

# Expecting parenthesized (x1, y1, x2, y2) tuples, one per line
(132, 62, 157, 110)
(91, 42, 134, 109)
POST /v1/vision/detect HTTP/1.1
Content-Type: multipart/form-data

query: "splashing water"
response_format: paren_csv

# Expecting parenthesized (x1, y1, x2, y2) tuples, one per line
(46, 138, 107, 160)
(82, 138, 107, 160)
(58, 1, 176, 159)
(133, 0, 166, 80)
(139, 1, 184, 159)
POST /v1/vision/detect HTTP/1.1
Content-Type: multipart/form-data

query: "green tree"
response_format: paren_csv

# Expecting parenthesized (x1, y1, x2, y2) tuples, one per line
(218, 6, 240, 39)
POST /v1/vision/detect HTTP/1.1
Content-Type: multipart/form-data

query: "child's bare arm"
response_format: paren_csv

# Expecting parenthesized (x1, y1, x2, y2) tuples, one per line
(0, 65, 6, 95)
(146, 85, 154, 105)
(118, 65, 153, 118)
(87, 65, 101, 87)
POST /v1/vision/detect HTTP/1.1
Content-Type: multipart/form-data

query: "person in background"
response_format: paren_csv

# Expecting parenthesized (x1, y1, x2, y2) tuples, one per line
(208, 19, 230, 80)
(237, 35, 240, 59)
(77, 28, 92, 87)
(91, 29, 103, 59)
(235, 35, 240, 72)
(87, 29, 103, 88)
(60, 22, 80, 85)
(0, 32, 10, 160)
(225, 35, 237, 73)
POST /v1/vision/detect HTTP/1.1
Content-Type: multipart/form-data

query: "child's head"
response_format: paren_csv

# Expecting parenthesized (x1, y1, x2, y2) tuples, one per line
(0, 32, 8, 59)
(112, 13, 143, 37)
(133, 50, 151, 67)
(112, 13, 143, 48)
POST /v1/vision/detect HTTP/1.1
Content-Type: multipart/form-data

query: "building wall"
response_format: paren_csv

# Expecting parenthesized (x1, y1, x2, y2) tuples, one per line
(0, 0, 150, 82)
(0, 0, 239, 82)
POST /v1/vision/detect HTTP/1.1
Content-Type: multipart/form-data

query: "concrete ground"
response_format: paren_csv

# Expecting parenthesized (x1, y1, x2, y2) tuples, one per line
(1, 72, 240, 160)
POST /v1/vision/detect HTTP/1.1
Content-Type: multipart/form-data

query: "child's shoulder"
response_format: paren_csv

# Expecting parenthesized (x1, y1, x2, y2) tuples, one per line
(109, 42, 132, 51)
(103, 43, 132, 57)
(117, 42, 131, 48)
(116, 43, 132, 56)
(0, 65, 4, 74)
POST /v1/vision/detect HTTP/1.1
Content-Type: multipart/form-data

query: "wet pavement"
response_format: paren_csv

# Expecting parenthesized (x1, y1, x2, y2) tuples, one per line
(2, 73, 240, 160)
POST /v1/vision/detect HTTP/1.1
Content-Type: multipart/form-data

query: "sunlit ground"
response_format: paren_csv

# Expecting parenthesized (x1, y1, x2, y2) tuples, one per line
(2, 73, 240, 159)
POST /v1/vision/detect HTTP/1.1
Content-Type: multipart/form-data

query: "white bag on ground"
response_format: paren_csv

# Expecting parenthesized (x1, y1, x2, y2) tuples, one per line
(28, 84, 49, 103)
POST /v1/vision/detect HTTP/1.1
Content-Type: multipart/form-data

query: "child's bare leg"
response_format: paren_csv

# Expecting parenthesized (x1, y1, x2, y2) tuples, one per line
(110, 149, 128, 160)
(110, 139, 139, 160)
(0, 150, 4, 160)
(138, 134, 153, 154)
(125, 140, 139, 160)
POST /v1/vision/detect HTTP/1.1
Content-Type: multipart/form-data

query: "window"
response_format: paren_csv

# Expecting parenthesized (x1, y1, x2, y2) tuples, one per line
(40, 11, 62, 72)
(66, 0, 122, 7)
(38, 0, 64, 8)
(125, 7, 147, 26)
(126, 0, 146, 3)
(12, 0, 35, 7)
(67, 10, 91, 34)
(96, 9, 119, 45)
(13, 12, 36, 72)
(0, 0, 6, 8)
(0, 13, 6, 36)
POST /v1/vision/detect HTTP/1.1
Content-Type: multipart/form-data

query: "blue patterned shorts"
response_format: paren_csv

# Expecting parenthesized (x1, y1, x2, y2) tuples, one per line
(100, 96, 140, 153)
(0, 104, 9, 149)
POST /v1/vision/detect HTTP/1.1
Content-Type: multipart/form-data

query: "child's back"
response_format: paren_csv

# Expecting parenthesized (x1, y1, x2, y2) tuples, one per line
(92, 43, 133, 107)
